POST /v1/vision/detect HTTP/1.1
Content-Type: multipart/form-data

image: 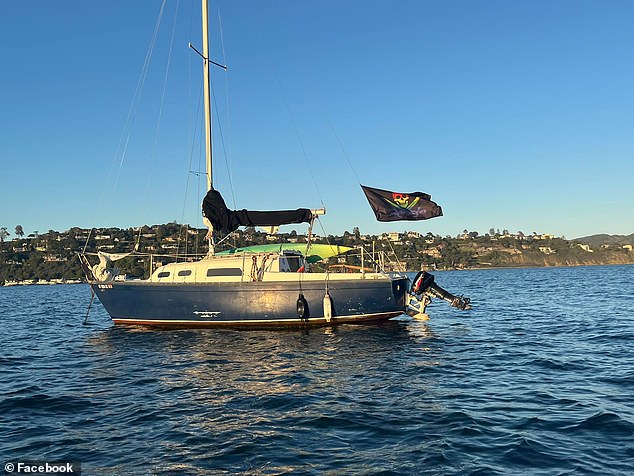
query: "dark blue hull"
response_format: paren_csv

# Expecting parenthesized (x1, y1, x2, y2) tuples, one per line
(92, 276, 408, 328)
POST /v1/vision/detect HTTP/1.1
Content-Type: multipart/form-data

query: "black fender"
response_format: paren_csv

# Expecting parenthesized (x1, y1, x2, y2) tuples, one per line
(296, 294, 309, 320)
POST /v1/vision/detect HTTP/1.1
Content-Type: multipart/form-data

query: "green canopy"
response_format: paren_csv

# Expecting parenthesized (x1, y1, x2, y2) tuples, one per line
(216, 243, 353, 263)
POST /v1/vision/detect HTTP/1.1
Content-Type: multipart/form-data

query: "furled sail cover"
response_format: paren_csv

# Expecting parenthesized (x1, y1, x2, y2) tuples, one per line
(361, 185, 443, 222)
(202, 188, 314, 232)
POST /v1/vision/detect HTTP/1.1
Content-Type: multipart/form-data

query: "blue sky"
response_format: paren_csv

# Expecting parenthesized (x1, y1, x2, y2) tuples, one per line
(1, 0, 633, 240)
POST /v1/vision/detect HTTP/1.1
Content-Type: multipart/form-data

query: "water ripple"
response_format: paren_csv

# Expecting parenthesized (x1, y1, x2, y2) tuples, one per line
(1, 266, 633, 474)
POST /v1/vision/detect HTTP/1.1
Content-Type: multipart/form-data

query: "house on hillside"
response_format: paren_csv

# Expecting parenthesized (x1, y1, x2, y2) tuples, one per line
(387, 232, 401, 242)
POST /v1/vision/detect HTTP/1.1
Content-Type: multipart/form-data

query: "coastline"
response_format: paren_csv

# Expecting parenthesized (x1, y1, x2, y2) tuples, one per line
(2, 279, 83, 287)
(4, 262, 634, 286)
(433, 261, 634, 272)
(2, 225, 632, 285)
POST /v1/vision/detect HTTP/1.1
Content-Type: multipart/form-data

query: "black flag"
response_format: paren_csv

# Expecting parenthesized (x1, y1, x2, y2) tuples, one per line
(361, 185, 443, 222)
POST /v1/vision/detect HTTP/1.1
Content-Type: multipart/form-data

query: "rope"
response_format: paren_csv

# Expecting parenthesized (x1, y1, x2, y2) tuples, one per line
(102, 0, 168, 206)
(135, 227, 142, 252)
(186, 0, 203, 257)
(83, 286, 95, 326)
(214, 231, 236, 247)
(216, 2, 236, 209)
(210, 73, 236, 207)
(82, 228, 94, 254)
(315, 216, 335, 249)
(179, 84, 204, 254)
(327, 121, 401, 274)
(275, 76, 325, 208)
(251, 256, 257, 281)
(328, 119, 362, 186)
(177, 223, 189, 261)
(140, 0, 180, 224)
(95, 0, 168, 255)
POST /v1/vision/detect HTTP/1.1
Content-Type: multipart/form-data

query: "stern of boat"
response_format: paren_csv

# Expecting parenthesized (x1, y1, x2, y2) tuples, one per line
(405, 271, 471, 319)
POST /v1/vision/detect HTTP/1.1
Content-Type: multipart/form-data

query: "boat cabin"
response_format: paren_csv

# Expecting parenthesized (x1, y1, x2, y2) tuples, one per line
(149, 250, 305, 283)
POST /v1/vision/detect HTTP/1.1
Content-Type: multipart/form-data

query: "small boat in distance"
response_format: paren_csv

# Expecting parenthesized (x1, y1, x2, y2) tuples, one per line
(79, 0, 470, 328)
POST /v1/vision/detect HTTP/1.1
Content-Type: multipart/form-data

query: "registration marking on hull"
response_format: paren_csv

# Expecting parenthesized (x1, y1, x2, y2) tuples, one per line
(193, 311, 221, 319)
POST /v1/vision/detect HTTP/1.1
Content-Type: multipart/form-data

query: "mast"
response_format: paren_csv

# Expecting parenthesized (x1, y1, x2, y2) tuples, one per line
(202, 0, 213, 191)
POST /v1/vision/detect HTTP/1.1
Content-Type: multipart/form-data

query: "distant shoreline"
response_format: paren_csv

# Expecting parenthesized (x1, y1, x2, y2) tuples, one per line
(1, 225, 632, 284)
(433, 262, 634, 272)
(2, 279, 83, 287)
(3, 262, 634, 286)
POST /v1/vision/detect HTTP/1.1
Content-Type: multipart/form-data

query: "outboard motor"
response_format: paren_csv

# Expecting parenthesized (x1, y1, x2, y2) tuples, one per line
(406, 271, 471, 318)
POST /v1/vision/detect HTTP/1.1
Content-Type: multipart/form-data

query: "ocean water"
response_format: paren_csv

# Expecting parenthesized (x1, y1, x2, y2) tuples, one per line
(1, 265, 633, 475)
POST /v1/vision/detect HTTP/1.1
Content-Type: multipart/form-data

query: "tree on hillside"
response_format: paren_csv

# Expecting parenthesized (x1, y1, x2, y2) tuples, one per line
(15, 225, 24, 238)
(0, 227, 9, 243)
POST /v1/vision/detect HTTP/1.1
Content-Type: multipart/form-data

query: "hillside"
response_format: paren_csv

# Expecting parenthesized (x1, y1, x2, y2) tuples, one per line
(1, 226, 633, 284)
(572, 233, 634, 247)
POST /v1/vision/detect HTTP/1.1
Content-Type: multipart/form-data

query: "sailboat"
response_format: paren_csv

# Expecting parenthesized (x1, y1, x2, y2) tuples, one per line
(80, 0, 471, 328)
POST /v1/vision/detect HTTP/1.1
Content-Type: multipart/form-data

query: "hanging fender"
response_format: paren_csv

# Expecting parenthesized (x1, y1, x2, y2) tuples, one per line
(323, 291, 333, 323)
(297, 294, 309, 320)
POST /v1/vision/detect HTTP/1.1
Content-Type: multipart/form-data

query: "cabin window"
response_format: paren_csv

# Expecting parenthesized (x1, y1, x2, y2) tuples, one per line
(178, 270, 192, 277)
(157, 272, 170, 278)
(279, 254, 303, 272)
(207, 268, 242, 277)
